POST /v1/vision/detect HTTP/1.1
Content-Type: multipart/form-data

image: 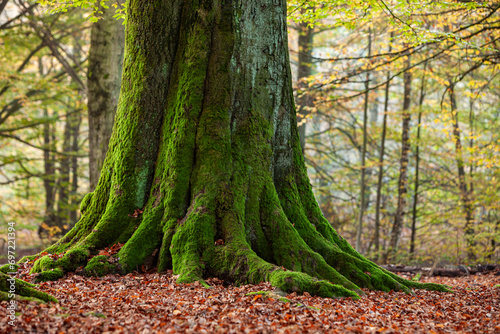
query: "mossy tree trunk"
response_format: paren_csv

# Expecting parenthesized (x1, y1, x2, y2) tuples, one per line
(28, 0, 448, 298)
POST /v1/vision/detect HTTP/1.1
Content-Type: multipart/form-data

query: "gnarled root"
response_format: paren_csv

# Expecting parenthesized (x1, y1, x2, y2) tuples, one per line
(0, 271, 57, 303)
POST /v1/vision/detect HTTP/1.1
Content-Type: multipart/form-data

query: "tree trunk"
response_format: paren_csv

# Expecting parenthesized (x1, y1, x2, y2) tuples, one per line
(39, 57, 56, 239)
(29, 0, 447, 298)
(41, 108, 56, 238)
(491, 218, 499, 260)
(374, 33, 393, 261)
(449, 87, 476, 262)
(56, 114, 72, 233)
(69, 111, 82, 225)
(385, 53, 412, 263)
(409, 66, 426, 260)
(87, 1, 125, 190)
(355, 28, 372, 252)
(295, 18, 314, 154)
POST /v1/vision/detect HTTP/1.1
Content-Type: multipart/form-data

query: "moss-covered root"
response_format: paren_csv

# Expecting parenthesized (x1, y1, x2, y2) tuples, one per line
(398, 278, 453, 293)
(84, 255, 118, 277)
(169, 200, 217, 286)
(269, 270, 359, 299)
(30, 248, 90, 282)
(0, 272, 57, 303)
(205, 242, 361, 299)
(0, 264, 19, 274)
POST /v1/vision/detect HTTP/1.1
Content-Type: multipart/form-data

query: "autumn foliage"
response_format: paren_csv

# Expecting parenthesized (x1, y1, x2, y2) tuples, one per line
(1, 261, 499, 333)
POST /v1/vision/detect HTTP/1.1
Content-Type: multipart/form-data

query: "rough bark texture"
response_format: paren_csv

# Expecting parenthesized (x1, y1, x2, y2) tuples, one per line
(355, 29, 371, 252)
(450, 88, 476, 261)
(26, 0, 448, 299)
(42, 108, 56, 233)
(295, 19, 314, 154)
(410, 69, 426, 260)
(385, 54, 412, 263)
(87, 1, 125, 190)
(374, 34, 393, 260)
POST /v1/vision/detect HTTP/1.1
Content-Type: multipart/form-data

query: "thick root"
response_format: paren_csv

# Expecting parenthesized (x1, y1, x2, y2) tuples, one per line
(204, 240, 361, 298)
(0, 272, 57, 303)
(30, 248, 89, 282)
(276, 166, 451, 294)
(269, 270, 359, 299)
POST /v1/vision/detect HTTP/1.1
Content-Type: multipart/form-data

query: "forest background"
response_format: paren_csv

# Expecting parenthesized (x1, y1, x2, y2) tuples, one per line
(0, 0, 499, 266)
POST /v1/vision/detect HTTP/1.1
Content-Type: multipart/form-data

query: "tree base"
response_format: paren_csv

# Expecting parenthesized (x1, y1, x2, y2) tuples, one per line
(26, 0, 451, 300)
(0, 265, 57, 303)
(27, 208, 451, 299)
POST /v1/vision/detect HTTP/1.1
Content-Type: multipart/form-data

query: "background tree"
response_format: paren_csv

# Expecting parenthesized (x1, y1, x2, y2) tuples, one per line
(0, 1, 89, 241)
(293, 0, 500, 264)
(87, 0, 124, 190)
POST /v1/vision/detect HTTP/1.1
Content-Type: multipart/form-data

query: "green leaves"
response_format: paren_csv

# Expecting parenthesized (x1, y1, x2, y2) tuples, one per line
(37, 0, 126, 22)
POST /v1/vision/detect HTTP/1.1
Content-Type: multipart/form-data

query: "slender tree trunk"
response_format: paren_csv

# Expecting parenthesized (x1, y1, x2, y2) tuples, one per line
(296, 18, 314, 154)
(468, 92, 475, 226)
(449, 87, 476, 262)
(29, 0, 447, 298)
(385, 53, 412, 263)
(374, 33, 393, 261)
(355, 28, 372, 252)
(69, 112, 81, 225)
(56, 116, 72, 232)
(39, 57, 57, 238)
(41, 108, 56, 237)
(87, 1, 125, 190)
(409, 65, 427, 260)
(491, 218, 499, 260)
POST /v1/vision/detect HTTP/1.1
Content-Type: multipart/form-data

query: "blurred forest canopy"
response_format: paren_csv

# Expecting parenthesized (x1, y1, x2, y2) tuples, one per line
(0, 0, 499, 265)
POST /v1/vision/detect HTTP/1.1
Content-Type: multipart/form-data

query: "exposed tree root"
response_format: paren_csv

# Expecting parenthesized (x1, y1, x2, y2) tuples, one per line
(26, 0, 452, 300)
(28, 170, 451, 299)
(0, 271, 57, 303)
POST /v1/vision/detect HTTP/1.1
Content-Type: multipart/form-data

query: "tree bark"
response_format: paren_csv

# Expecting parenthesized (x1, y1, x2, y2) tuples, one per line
(449, 87, 476, 262)
(355, 28, 372, 252)
(56, 114, 72, 232)
(409, 65, 427, 260)
(28, 0, 447, 298)
(41, 108, 56, 238)
(385, 53, 412, 263)
(374, 33, 393, 261)
(295, 19, 314, 154)
(87, 1, 125, 190)
(69, 111, 81, 225)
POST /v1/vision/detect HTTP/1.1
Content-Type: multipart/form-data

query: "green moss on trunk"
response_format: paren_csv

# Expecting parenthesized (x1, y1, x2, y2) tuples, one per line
(25, 0, 451, 301)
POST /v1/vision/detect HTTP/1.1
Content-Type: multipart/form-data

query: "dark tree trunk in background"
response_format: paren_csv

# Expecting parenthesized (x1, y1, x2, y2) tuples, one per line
(355, 28, 372, 252)
(39, 57, 56, 238)
(87, 1, 125, 190)
(69, 112, 81, 225)
(449, 87, 476, 262)
(491, 218, 499, 260)
(385, 54, 412, 263)
(410, 67, 427, 260)
(295, 18, 314, 154)
(30, 0, 446, 298)
(42, 108, 56, 236)
(374, 34, 393, 261)
(56, 115, 72, 232)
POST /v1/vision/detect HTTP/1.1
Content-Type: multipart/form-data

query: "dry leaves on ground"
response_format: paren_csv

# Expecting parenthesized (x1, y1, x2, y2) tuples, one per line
(0, 265, 499, 333)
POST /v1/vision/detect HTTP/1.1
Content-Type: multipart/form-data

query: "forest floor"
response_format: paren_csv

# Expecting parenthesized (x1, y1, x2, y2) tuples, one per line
(0, 263, 499, 333)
